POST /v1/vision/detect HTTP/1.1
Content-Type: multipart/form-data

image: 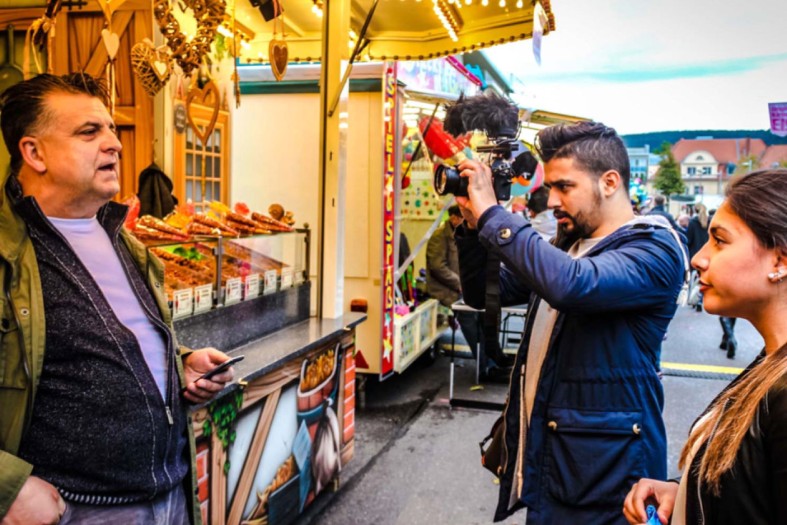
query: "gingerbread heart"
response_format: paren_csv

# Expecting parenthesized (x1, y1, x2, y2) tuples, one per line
(101, 29, 120, 61)
(185, 80, 220, 146)
(269, 39, 288, 81)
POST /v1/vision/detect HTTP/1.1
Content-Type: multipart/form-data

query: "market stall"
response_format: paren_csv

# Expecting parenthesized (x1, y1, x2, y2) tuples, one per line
(232, 58, 486, 379)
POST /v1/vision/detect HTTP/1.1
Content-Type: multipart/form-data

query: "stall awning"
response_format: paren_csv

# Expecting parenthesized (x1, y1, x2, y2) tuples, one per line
(237, 0, 556, 63)
(521, 109, 590, 129)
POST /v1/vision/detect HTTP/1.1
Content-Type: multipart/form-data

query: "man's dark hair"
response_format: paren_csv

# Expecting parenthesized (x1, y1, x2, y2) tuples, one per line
(448, 204, 462, 217)
(527, 186, 549, 214)
(0, 73, 110, 176)
(535, 121, 631, 191)
(653, 195, 666, 206)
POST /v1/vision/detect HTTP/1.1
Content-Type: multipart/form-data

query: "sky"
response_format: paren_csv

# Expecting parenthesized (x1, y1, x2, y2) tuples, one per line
(483, 0, 787, 135)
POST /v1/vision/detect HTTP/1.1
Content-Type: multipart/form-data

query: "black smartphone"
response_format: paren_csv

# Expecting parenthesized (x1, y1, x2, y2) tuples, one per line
(196, 355, 245, 382)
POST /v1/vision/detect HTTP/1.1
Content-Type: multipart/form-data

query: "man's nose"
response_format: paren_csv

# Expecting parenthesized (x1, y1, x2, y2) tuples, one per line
(547, 189, 560, 209)
(104, 131, 123, 152)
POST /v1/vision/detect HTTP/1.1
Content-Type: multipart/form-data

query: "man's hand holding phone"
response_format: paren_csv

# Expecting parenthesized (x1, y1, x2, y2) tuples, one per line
(182, 348, 241, 404)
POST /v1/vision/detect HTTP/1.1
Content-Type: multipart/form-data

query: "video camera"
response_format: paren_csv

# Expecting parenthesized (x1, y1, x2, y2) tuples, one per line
(433, 92, 538, 201)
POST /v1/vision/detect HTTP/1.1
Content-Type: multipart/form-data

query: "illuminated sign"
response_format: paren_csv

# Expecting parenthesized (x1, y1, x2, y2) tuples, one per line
(381, 63, 397, 379)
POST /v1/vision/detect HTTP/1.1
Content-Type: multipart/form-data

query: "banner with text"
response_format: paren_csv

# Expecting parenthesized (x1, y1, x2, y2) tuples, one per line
(769, 102, 787, 137)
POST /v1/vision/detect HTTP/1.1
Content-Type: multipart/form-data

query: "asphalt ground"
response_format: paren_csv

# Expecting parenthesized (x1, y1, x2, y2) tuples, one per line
(296, 305, 763, 524)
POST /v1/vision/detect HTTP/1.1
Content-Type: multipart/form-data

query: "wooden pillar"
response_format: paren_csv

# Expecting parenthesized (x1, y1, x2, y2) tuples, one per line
(317, 0, 350, 319)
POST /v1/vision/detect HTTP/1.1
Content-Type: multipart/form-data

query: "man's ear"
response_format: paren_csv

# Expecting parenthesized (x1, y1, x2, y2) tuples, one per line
(19, 137, 47, 174)
(599, 169, 622, 197)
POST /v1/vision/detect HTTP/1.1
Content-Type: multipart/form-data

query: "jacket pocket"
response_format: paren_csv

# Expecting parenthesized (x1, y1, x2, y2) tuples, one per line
(545, 407, 644, 507)
(0, 300, 25, 389)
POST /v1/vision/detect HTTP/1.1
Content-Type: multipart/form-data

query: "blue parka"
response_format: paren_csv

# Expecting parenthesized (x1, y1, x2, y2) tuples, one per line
(456, 206, 686, 524)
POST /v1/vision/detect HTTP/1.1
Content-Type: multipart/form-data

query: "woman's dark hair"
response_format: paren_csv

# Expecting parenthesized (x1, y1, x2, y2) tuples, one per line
(0, 73, 109, 176)
(725, 168, 787, 250)
(535, 121, 631, 190)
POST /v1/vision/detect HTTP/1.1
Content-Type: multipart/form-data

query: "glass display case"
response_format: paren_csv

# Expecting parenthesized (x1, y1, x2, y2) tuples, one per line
(143, 229, 310, 320)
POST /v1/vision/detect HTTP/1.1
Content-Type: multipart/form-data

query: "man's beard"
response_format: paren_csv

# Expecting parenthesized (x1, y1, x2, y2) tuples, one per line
(552, 187, 603, 246)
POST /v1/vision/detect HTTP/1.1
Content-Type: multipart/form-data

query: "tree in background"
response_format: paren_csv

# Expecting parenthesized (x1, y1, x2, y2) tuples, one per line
(652, 141, 686, 197)
(734, 153, 759, 175)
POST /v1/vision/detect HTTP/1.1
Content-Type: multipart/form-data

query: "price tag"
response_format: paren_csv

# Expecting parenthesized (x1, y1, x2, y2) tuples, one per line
(225, 277, 243, 305)
(245, 273, 260, 299)
(193, 284, 213, 314)
(263, 270, 278, 295)
(280, 268, 293, 290)
(172, 288, 193, 319)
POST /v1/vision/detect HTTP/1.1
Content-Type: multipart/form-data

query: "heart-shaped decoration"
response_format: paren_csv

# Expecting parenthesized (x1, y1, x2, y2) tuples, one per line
(101, 29, 120, 61)
(269, 39, 288, 82)
(131, 40, 172, 96)
(151, 58, 170, 82)
(185, 80, 220, 146)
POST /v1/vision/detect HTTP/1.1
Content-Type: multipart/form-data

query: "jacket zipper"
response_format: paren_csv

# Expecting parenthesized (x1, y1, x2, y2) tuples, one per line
(516, 362, 526, 498)
(113, 232, 177, 490)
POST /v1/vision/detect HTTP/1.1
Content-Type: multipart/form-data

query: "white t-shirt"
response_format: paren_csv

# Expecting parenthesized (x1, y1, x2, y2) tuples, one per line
(49, 216, 169, 399)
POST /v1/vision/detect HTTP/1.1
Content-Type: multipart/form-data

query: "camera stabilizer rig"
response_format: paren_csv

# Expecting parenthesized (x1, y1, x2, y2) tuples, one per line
(433, 92, 539, 201)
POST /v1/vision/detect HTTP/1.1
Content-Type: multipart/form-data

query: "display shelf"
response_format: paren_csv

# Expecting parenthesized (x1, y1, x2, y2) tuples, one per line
(393, 299, 445, 373)
(142, 229, 309, 318)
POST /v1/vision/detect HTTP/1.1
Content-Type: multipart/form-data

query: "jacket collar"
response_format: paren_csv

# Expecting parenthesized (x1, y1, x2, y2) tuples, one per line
(0, 170, 28, 263)
(1, 169, 129, 262)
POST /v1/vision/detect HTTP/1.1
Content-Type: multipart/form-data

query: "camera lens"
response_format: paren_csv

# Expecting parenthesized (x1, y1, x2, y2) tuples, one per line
(433, 165, 468, 197)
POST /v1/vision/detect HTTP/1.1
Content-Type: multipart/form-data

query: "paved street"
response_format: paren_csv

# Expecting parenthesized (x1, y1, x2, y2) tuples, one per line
(297, 305, 763, 525)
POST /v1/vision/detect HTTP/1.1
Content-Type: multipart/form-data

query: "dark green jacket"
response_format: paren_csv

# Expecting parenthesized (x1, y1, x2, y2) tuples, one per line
(0, 171, 201, 523)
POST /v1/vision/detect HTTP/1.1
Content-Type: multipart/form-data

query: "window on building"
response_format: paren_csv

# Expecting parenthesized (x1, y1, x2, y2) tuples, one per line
(694, 185, 703, 195)
(696, 155, 705, 161)
(174, 103, 230, 211)
(687, 167, 697, 175)
(702, 166, 712, 175)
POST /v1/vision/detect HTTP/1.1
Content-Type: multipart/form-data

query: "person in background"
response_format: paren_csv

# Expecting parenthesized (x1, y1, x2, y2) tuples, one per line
(677, 213, 690, 232)
(0, 73, 233, 524)
(686, 203, 710, 312)
(454, 121, 686, 524)
(623, 169, 787, 525)
(647, 194, 680, 230)
(706, 207, 738, 358)
(525, 186, 557, 241)
(425, 204, 501, 376)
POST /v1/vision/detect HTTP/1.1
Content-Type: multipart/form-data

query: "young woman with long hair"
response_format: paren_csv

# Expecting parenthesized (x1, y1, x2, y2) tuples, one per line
(622, 168, 787, 525)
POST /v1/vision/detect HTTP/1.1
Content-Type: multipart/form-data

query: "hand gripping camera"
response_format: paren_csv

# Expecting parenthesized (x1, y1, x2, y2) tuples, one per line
(432, 92, 538, 201)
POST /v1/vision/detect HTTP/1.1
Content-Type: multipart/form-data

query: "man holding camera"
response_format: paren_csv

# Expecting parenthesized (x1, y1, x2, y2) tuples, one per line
(454, 121, 686, 524)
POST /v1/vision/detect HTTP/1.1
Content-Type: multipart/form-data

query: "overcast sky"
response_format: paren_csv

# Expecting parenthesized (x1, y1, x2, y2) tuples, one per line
(484, 0, 787, 135)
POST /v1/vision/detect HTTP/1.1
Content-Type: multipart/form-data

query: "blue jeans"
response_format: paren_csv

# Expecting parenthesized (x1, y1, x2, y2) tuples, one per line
(59, 485, 190, 525)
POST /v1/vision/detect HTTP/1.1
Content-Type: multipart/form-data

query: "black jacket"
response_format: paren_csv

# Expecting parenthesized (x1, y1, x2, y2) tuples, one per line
(686, 216, 709, 259)
(682, 353, 787, 524)
(138, 163, 177, 218)
(647, 205, 679, 231)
